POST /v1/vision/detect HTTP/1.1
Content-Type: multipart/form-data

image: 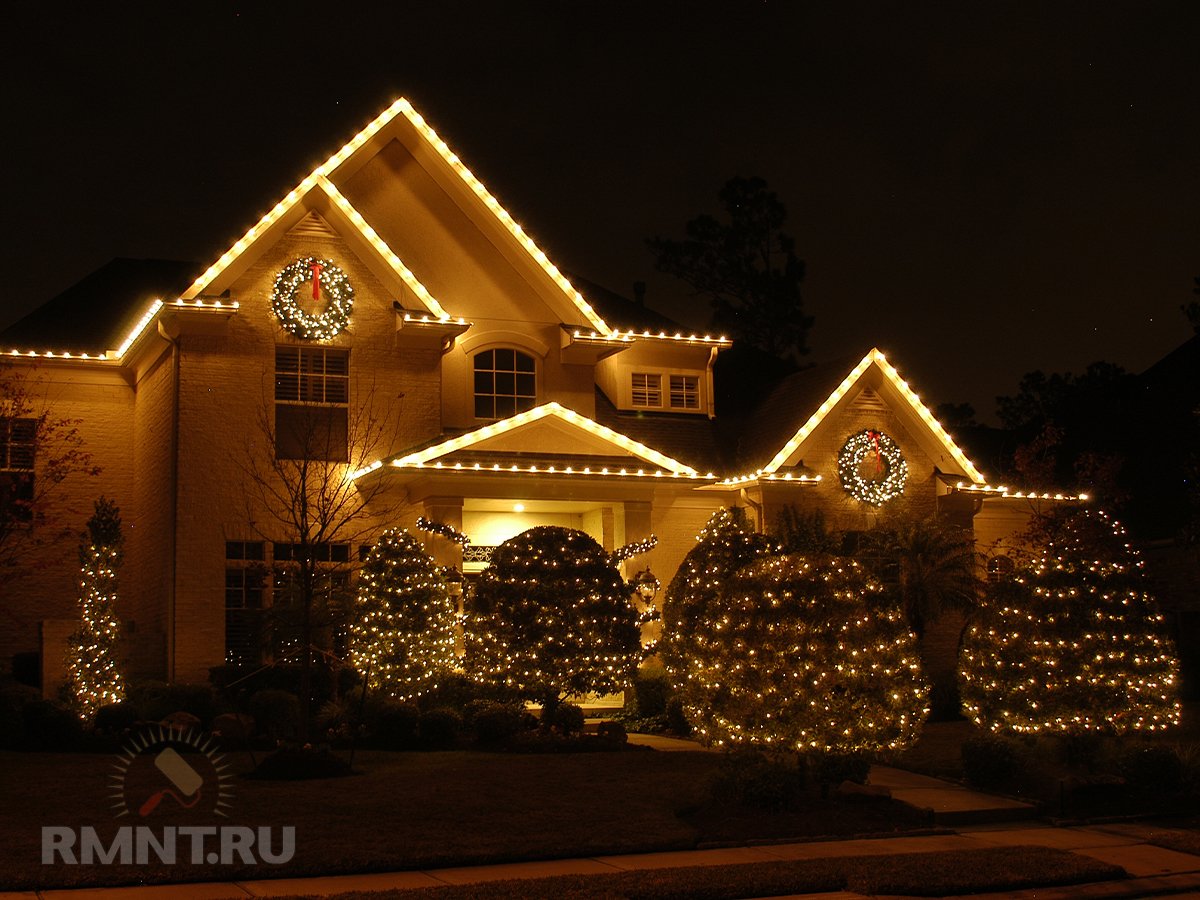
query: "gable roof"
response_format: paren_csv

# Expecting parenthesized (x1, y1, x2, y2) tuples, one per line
(179, 174, 451, 319)
(182, 99, 610, 333)
(353, 401, 707, 481)
(732, 348, 985, 484)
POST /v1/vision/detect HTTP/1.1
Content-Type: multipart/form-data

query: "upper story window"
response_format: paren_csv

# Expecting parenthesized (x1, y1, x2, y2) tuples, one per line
(0, 417, 36, 524)
(669, 375, 699, 410)
(474, 349, 536, 419)
(626, 372, 702, 411)
(631, 373, 662, 408)
(275, 346, 349, 403)
(274, 347, 349, 461)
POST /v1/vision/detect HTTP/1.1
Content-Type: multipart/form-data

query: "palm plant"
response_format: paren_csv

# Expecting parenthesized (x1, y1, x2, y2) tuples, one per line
(868, 517, 980, 637)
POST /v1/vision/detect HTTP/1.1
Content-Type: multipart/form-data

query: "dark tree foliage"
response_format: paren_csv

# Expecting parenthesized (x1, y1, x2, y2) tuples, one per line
(774, 505, 838, 555)
(648, 176, 813, 362)
(466, 526, 640, 720)
(994, 362, 1134, 504)
(996, 362, 1132, 432)
(1182, 276, 1200, 333)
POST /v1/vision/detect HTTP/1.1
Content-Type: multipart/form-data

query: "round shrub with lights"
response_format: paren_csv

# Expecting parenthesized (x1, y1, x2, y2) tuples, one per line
(685, 552, 929, 753)
(465, 526, 640, 719)
(959, 509, 1181, 736)
(350, 529, 457, 704)
(661, 507, 775, 706)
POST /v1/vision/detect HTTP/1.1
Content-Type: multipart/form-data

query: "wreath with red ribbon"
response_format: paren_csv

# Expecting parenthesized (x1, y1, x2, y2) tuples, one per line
(837, 429, 908, 506)
(271, 257, 354, 340)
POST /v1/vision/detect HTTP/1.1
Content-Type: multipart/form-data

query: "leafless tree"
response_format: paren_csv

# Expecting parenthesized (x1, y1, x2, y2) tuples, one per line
(240, 370, 400, 736)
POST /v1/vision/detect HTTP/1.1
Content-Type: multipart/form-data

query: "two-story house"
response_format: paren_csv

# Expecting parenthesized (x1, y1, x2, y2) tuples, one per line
(1, 99, 1080, 692)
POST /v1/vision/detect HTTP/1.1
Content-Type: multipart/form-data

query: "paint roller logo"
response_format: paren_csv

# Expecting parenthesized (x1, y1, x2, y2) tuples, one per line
(111, 725, 235, 819)
(139, 747, 204, 816)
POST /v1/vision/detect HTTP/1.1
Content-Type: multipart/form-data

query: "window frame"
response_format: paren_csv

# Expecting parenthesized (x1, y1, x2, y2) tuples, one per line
(630, 373, 663, 408)
(0, 417, 36, 525)
(472, 347, 538, 420)
(274, 346, 350, 461)
(668, 374, 700, 410)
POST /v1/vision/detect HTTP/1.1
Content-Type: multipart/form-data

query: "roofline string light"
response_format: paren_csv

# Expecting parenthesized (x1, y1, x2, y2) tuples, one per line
(954, 482, 1090, 502)
(7, 298, 240, 362)
(753, 349, 985, 484)
(350, 401, 708, 481)
(570, 328, 731, 347)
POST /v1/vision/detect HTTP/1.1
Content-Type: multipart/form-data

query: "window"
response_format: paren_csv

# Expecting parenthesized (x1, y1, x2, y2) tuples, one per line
(271, 544, 354, 658)
(0, 417, 36, 524)
(225, 541, 265, 665)
(987, 555, 1015, 584)
(224, 539, 354, 664)
(631, 373, 662, 408)
(272, 542, 352, 564)
(473, 349, 536, 419)
(669, 375, 700, 410)
(274, 347, 349, 461)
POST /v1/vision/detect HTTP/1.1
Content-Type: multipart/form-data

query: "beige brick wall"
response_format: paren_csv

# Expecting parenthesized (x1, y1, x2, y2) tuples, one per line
(1, 366, 136, 688)
(168, 232, 445, 681)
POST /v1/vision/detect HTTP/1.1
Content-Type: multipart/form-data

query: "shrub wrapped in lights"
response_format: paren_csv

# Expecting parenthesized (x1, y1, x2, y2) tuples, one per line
(64, 497, 125, 722)
(660, 507, 775, 707)
(465, 526, 640, 721)
(959, 509, 1181, 736)
(686, 552, 929, 753)
(350, 529, 457, 703)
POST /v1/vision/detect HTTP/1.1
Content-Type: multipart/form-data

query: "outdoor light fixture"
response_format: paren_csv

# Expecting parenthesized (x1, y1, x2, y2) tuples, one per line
(631, 568, 660, 604)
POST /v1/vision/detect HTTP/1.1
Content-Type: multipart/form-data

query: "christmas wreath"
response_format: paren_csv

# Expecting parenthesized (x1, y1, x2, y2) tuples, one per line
(271, 257, 354, 340)
(837, 429, 908, 506)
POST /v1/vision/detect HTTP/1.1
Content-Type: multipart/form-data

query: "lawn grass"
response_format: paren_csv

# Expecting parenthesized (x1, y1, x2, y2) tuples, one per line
(1, 748, 925, 890)
(313, 846, 1124, 899)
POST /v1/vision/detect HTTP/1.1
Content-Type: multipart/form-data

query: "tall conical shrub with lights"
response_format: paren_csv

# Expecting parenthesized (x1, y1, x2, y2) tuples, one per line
(466, 526, 640, 718)
(960, 509, 1181, 736)
(687, 552, 928, 752)
(661, 507, 775, 707)
(64, 497, 125, 721)
(350, 528, 457, 703)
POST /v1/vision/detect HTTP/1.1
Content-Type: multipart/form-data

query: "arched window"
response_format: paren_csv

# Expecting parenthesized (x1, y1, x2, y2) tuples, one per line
(473, 348, 537, 419)
(986, 554, 1015, 584)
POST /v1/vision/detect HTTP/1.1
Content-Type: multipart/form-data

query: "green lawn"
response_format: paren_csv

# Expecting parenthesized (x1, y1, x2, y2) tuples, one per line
(3, 748, 927, 890)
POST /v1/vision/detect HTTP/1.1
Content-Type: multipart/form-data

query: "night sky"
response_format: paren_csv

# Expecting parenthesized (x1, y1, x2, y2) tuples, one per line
(2, 2, 1196, 422)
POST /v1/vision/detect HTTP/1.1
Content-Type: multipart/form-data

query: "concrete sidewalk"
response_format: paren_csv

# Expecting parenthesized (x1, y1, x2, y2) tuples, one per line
(9, 821, 1200, 900)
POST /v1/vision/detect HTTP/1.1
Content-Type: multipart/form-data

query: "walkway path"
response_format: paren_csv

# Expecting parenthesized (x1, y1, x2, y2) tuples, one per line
(11, 822, 1199, 900)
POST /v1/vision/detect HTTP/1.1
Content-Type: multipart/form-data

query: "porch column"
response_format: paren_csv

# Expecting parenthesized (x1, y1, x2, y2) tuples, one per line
(420, 496, 465, 571)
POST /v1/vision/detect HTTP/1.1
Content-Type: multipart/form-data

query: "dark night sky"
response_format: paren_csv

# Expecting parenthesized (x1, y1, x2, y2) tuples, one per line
(2, 2, 1196, 422)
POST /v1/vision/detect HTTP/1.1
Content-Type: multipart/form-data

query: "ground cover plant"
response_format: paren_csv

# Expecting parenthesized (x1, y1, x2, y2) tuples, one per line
(312, 846, 1124, 900)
